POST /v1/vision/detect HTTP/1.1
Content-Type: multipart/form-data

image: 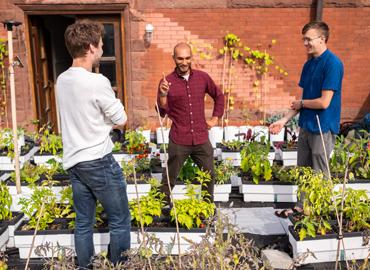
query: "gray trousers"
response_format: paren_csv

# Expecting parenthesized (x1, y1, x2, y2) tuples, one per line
(297, 128, 335, 176)
(296, 128, 336, 207)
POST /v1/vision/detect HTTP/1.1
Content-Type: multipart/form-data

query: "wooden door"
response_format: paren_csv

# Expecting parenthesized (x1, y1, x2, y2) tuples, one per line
(29, 18, 57, 131)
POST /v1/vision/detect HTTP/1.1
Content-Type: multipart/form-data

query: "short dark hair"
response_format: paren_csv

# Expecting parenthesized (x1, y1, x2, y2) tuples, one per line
(302, 21, 329, 43)
(64, 20, 104, 59)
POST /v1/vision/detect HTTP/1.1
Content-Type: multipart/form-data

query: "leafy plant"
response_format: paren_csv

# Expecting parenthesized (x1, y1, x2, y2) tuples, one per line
(10, 161, 45, 185)
(295, 171, 333, 240)
(178, 157, 198, 182)
(221, 140, 245, 151)
(18, 186, 58, 230)
(36, 125, 63, 155)
(218, 33, 288, 124)
(330, 133, 370, 180)
(121, 156, 151, 181)
(338, 188, 370, 232)
(272, 166, 313, 184)
(240, 142, 272, 184)
(0, 39, 8, 120)
(129, 178, 165, 227)
(0, 128, 27, 158)
(171, 196, 215, 230)
(36, 211, 264, 270)
(171, 170, 215, 229)
(348, 132, 370, 179)
(59, 185, 104, 229)
(135, 156, 150, 173)
(112, 141, 122, 152)
(124, 130, 147, 154)
(0, 182, 12, 221)
(214, 160, 235, 184)
(46, 159, 66, 175)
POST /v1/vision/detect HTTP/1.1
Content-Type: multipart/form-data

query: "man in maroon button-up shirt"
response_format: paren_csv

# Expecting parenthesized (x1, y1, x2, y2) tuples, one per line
(157, 42, 224, 203)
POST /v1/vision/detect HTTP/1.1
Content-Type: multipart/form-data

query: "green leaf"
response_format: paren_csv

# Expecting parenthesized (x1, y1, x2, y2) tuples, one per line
(299, 228, 307, 240)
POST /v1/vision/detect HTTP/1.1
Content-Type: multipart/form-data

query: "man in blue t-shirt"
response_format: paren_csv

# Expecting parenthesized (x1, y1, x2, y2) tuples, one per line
(270, 21, 343, 176)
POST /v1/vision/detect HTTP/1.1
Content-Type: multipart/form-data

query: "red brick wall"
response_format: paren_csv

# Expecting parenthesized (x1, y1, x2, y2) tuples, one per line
(0, 0, 34, 129)
(0, 0, 369, 131)
(132, 7, 370, 129)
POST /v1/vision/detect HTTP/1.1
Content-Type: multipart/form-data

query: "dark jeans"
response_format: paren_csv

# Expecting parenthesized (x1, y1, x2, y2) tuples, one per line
(68, 153, 131, 268)
(161, 139, 215, 203)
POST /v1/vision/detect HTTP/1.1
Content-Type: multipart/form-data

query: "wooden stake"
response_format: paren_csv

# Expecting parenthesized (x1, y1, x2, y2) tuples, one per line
(7, 28, 21, 194)
(155, 103, 182, 268)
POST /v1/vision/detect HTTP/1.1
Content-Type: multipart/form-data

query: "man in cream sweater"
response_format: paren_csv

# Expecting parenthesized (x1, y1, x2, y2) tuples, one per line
(56, 20, 130, 268)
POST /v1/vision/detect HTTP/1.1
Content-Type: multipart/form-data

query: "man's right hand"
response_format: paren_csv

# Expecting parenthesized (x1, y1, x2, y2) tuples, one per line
(159, 72, 170, 97)
(269, 119, 286, 134)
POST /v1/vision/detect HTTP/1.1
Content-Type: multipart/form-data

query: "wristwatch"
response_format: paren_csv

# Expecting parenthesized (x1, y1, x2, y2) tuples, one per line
(300, 99, 304, 108)
(159, 91, 168, 97)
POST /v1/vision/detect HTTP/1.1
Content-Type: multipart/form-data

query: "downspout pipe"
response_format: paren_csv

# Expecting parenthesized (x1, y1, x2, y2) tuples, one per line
(316, 0, 323, 21)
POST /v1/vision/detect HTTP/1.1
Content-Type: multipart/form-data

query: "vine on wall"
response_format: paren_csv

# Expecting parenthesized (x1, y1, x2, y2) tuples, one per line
(0, 39, 8, 127)
(219, 33, 288, 125)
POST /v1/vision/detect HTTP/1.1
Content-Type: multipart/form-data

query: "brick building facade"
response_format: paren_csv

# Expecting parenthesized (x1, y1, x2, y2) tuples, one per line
(0, 0, 369, 131)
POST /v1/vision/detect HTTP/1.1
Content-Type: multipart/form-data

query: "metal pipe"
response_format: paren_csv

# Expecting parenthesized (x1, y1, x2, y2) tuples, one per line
(316, 0, 324, 21)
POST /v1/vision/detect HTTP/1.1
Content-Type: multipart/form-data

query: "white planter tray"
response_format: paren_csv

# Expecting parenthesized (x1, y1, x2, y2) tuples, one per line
(213, 148, 222, 160)
(6, 212, 25, 248)
(126, 183, 151, 201)
(282, 150, 297, 166)
(268, 152, 275, 165)
(240, 182, 298, 202)
(0, 146, 39, 170)
(288, 226, 370, 264)
(214, 184, 232, 202)
(15, 226, 206, 258)
(221, 152, 241, 166)
(172, 184, 231, 202)
(131, 228, 207, 255)
(334, 182, 370, 197)
(15, 229, 110, 259)
(0, 172, 10, 182)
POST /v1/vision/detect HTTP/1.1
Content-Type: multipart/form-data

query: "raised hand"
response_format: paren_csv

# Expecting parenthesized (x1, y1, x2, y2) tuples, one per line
(159, 72, 170, 97)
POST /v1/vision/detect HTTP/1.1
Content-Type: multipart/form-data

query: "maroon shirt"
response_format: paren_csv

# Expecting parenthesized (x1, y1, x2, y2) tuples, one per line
(157, 69, 224, 145)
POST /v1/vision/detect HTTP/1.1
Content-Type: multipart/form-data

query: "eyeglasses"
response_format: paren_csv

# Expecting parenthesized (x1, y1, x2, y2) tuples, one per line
(302, 36, 322, 43)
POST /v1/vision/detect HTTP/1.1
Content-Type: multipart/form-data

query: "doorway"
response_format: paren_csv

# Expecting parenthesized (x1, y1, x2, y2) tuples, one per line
(28, 14, 125, 132)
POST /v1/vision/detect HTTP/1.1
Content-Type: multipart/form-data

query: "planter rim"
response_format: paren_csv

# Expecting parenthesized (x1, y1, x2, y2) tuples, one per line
(241, 178, 295, 185)
(126, 180, 150, 185)
(34, 149, 62, 156)
(0, 142, 35, 157)
(15, 218, 207, 235)
(6, 179, 42, 186)
(0, 212, 24, 227)
(0, 224, 7, 235)
(288, 225, 365, 242)
(14, 219, 110, 235)
(39, 173, 69, 181)
(334, 178, 370, 184)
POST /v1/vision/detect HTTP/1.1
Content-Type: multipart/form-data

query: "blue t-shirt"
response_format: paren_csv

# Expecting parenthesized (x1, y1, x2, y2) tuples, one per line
(298, 49, 344, 134)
